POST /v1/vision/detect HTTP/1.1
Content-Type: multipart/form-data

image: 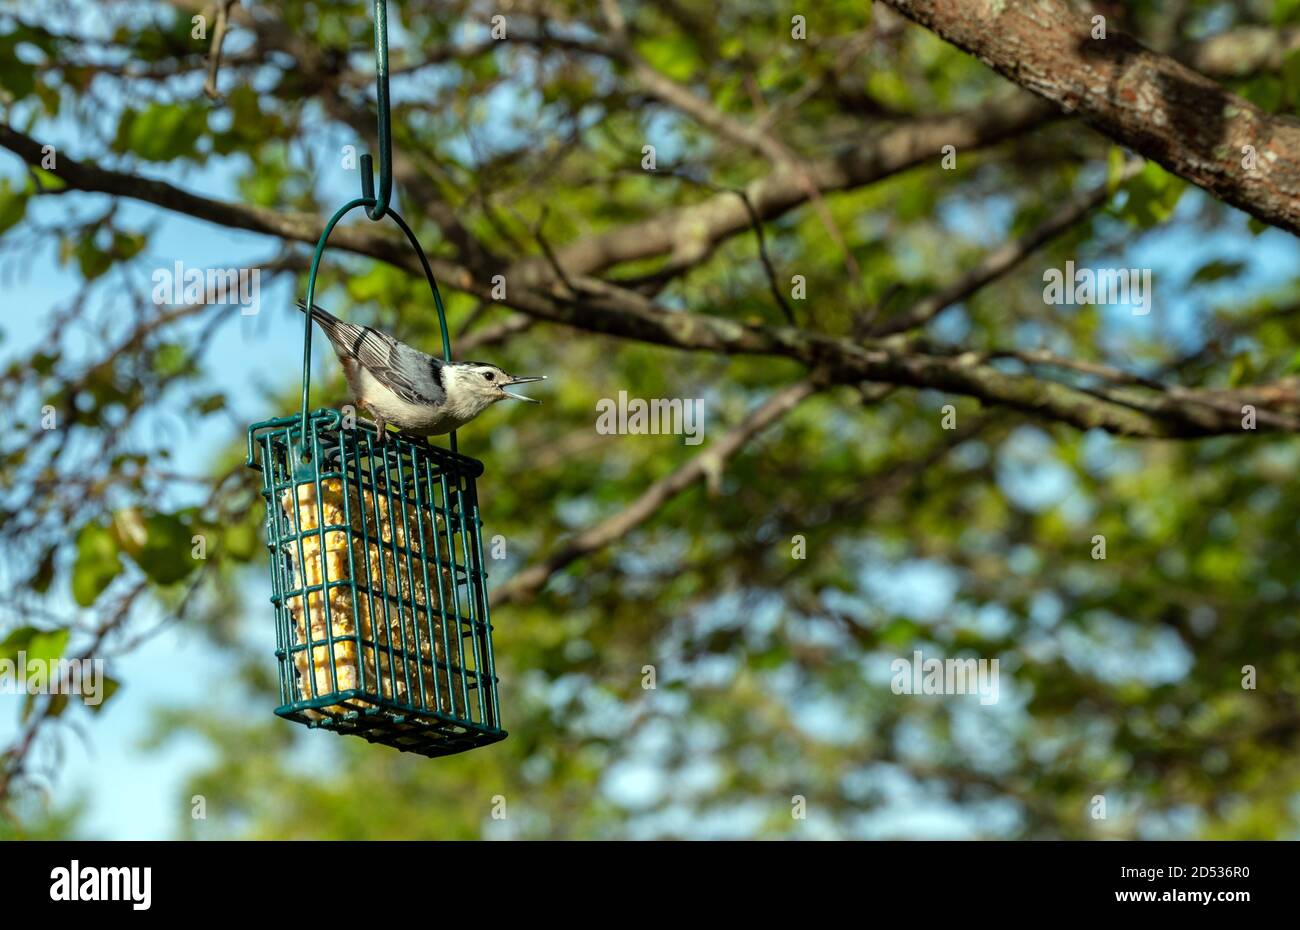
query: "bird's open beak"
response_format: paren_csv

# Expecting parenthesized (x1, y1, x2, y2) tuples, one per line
(502, 375, 546, 403)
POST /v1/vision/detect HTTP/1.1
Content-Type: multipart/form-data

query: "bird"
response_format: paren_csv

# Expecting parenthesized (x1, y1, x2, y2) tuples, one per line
(296, 299, 545, 440)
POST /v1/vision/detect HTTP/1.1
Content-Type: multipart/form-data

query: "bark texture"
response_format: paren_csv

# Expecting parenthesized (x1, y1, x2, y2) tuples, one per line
(882, 0, 1300, 238)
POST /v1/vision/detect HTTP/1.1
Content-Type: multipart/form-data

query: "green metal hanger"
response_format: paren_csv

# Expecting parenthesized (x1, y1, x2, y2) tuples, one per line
(298, 0, 456, 455)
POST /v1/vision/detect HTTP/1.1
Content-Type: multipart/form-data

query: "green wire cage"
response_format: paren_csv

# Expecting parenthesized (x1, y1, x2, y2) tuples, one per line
(244, 0, 505, 758)
(246, 410, 505, 757)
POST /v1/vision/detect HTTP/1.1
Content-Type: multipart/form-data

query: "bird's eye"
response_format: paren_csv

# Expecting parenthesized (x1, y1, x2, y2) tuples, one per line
(483, 371, 495, 382)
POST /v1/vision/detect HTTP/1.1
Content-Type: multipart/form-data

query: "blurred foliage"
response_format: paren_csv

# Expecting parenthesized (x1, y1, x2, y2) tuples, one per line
(1, 0, 1299, 838)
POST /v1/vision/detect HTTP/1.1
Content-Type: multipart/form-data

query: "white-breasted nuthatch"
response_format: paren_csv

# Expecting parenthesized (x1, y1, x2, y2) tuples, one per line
(297, 299, 545, 440)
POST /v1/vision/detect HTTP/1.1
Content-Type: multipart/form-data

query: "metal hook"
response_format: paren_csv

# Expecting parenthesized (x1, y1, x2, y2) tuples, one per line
(361, 0, 392, 221)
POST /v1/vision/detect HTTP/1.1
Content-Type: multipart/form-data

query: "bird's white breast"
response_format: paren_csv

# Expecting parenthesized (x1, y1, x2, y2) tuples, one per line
(354, 365, 485, 436)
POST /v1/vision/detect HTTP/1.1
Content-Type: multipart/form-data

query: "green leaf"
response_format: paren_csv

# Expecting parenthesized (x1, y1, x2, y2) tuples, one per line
(1105, 147, 1128, 195)
(1228, 352, 1257, 387)
(34, 78, 60, 115)
(116, 101, 209, 162)
(29, 351, 56, 376)
(1284, 49, 1300, 106)
(152, 343, 188, 378)
(0, 40, 37, 99)
(1189, 259, 1246, 285)
(114, 510, 198, 585)
(26, 167, 65, 193)
(0, 179, 28, 235)
(29, 546, 56, 594)
(635, 36, 697, 82)
(868, 70, 915, 110)
(0, 626, 39, 662)
(880, 617, 922, 648)
(224, 521, 259, 561)
(89, 676, 120, 714)
(227, 84, 261, 127)
(111, 231, 146, 261)
(74, 235, 112, 281)
(1117, 161, 1186, 228)
(194, 392, 227, 415)
(19, 690, 68, 723)
(25, 629, 69, 667)
(1275, 0, 1300, 26)
(71, 523, 123, 606)
(1239, 76, 1283, 112)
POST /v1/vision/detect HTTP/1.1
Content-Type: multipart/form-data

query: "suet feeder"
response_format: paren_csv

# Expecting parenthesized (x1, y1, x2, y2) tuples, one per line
(244, 0, 505, 758)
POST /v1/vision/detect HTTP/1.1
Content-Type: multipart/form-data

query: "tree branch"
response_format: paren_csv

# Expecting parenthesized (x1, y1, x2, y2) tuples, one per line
(0, 123, 471, 286)
(880, 0, 1300, 238)
(513, 96, 1056, 284)
(5, 123, 1291, 438)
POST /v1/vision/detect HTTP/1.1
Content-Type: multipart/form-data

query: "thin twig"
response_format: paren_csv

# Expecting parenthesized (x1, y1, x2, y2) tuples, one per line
(652, 167, 794, 324)
(734, 187, 796, 325)
(530, 205, 579, 296)
(866, 158, 1143, 335)
(203, 0, 239, 101)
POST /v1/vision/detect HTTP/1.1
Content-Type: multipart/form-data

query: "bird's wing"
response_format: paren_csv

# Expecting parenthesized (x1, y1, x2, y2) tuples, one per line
(296, 299, 437, 406)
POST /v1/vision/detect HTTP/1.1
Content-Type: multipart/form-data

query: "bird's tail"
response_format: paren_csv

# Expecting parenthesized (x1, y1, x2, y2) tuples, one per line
(297, 300, 374, 369)
(294, 298, 358, 353)
(295, 298, 341, 325)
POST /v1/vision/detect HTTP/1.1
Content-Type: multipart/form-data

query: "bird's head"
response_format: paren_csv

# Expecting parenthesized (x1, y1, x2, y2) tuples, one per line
(446, 361, 547, 411)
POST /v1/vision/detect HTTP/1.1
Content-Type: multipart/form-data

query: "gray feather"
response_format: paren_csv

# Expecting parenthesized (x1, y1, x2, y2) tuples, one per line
(296, 299, 445, 406)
